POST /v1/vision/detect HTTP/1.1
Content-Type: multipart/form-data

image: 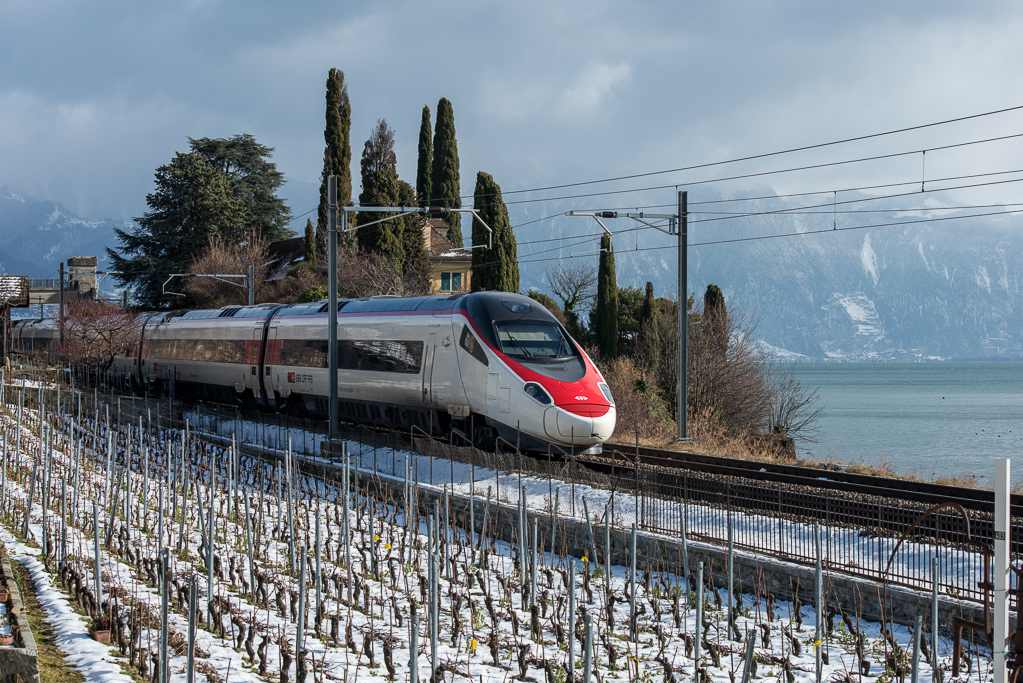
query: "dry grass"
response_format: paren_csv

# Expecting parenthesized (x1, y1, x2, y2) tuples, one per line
(608, 390, 1000, 490)
(12, 559, 86, 683)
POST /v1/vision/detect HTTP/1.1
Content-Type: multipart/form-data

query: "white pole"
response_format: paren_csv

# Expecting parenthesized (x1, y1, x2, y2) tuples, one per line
(993, 457, 1010, 683)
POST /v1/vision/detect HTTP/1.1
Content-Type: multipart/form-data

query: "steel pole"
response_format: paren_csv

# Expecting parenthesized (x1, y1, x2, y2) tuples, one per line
(678, 190, 688, 440)
(327, 176, 339, 442)
(248, 264, 254, 306)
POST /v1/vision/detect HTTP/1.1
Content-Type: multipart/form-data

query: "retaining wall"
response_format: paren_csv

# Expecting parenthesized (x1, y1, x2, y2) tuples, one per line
(0, 544, 39, 683)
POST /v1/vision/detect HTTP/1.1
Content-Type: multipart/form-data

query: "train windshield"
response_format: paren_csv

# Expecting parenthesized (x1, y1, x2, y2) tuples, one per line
(495, 322, 573, 359)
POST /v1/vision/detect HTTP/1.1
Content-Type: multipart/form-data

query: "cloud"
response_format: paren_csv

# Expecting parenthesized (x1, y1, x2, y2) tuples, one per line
(553, 62, 631, 119)
(2, 0, 1023, 224)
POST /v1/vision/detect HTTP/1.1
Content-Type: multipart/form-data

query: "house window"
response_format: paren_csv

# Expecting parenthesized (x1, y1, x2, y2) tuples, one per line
(440, 272, 462, 291)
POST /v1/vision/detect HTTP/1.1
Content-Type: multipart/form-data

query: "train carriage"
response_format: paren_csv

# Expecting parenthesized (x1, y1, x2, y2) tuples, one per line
(13, 292, 616, 454)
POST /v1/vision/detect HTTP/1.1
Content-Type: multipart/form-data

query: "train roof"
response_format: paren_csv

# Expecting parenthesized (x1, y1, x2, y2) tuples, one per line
(150, 292, 541, 321)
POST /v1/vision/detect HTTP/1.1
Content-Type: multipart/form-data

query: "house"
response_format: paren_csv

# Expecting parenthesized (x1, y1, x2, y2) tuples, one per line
(266, 215, 472, 294)
(422, 218, 472, 294)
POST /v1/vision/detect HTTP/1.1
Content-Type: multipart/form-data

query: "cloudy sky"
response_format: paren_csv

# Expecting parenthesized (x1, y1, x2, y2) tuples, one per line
(3, 0, 1023, 228)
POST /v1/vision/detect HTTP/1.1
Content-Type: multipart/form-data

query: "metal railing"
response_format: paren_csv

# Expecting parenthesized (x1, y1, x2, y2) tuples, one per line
(10, 359, 1008, 610)
(27, 278, 64, 289)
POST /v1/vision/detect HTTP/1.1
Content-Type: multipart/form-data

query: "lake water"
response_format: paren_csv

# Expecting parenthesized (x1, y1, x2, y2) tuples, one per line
(791, 362, 1023, 485)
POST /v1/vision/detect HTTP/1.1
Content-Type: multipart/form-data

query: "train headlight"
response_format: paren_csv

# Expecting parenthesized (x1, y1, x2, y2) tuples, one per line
(523, 382, 553, 406)
(598, 382, 614, 406)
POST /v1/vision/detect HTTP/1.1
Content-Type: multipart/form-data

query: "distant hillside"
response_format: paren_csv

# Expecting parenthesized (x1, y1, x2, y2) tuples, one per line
(515, 190, 1023, 360)
(0, 183, 127, 279)
(5, 179, 1021, 360)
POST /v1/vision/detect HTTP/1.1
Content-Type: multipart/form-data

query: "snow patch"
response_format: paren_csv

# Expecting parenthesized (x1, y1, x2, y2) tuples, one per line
(823, 292, 885, 340)
(975, 265, 991, 293)
(861, 233, 879, 285)
(756, 340, 808, 360)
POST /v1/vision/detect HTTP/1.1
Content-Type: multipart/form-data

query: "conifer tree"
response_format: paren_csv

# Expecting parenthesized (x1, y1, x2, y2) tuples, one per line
(303, 219, 317, 269)
(470, 172, 519, 293)
(188, 134, 293, 242)
(527, 290, 559, 313)
(317, 68, 352, 253)
(639, 281, 661, 365)
(431, 97, 462, 246)
(108, 152, 244, 309)
(593, 233, 619, 358)
(398, 179, 431, 280)
(703, 283, 728, 356)
(357, 119, 401, 257)
(416, 105, 432, 207)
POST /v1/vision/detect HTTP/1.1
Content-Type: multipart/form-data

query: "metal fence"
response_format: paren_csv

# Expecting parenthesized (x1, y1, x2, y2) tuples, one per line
(6, 359, 1008, 609)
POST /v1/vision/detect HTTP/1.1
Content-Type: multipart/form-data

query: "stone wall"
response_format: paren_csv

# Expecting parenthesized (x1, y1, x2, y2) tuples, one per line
(0, 544, 39, 683)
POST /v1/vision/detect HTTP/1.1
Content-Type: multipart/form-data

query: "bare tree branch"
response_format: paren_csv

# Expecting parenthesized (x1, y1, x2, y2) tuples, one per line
(57, 298, 142, 373)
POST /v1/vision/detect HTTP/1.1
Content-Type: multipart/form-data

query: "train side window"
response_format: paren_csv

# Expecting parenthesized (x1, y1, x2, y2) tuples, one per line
(459, 325, 489, 366)
(280, 339, 329, 368)
(337, 339, 423, 373)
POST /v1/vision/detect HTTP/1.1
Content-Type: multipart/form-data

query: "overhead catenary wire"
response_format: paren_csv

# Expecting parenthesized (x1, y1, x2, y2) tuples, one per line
(411, 104, 1023, 208)
(495, 131, 1023, 209)
(492, 103, 1023, 198)
(511, 200, 1023, 250)
(507, 171, 1023, 253)
(470, 206, 1023, 272)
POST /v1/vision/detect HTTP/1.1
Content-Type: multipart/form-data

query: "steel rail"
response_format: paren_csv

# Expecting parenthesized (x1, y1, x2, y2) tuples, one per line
(601, 441, 1023, 513)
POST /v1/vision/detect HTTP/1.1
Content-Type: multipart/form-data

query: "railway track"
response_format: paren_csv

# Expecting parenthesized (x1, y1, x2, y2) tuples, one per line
(593, 441, 1023, 515)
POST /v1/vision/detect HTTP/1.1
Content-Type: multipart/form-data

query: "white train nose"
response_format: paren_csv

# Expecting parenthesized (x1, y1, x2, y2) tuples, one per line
(591, 407, 616, 440)
(543, 406, 616, 445)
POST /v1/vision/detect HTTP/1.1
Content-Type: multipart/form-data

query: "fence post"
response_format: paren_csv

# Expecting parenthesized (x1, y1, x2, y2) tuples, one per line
(569, 558, 576, 679)
(993, 457, 1010, 683)
(694, 561, 704, 679)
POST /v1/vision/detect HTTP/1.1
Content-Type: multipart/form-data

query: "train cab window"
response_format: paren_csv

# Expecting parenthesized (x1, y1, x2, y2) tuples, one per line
(494, 321, 573, 359)
(459, 325, 489, 366)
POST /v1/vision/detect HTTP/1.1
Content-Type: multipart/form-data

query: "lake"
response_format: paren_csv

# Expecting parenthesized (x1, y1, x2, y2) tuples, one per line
(791, 362, 1023, 485)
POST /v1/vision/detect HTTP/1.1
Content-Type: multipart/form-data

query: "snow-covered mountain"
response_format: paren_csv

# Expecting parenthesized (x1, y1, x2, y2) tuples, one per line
(4, 180, 1021, 360)
(516, 189, 1023, 360)
(0, 183, 128, 279)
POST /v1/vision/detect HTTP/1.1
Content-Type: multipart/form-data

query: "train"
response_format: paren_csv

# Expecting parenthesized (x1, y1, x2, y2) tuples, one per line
(11, 292, 616, 454)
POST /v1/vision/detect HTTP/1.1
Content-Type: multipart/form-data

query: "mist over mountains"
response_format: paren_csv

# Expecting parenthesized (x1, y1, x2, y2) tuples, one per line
(0, 183, 127, 280)
(517, 189, 1023, 361)
(3, 180, 1022, 360)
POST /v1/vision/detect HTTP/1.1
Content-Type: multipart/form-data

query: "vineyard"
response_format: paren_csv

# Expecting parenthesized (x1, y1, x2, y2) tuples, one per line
(0, 376, 989, 683)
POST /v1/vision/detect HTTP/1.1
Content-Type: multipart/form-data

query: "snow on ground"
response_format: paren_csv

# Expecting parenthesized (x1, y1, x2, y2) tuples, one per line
(186, 404, 989, 601)
(0, 393, 995, 683)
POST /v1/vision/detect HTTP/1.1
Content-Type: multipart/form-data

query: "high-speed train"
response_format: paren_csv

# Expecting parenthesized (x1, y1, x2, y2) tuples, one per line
(12, 292, 616, 454)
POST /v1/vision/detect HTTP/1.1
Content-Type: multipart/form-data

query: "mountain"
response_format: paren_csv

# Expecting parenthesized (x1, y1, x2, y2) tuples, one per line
(0, 183, 128, 279)
(515, 189, 1023, 360)
(0, 177, 316, 283)
(4, 179, 1021, 360)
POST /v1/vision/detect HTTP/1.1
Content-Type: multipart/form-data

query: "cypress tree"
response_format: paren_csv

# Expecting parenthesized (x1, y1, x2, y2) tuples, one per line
(398, 179, 430, 279)
(431, 97, 462, 246)
(317, 68, 352, 253)
(416, 105, 432, 207)
(303, 219, 317, 269)
(703, 283, 728, 356)
(639, 281, 661, 365)
(704, 283, 726, 317)
(357, 119, 401, 257)
(593, 233, 619, 358)
(470, 172, 518, 293)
